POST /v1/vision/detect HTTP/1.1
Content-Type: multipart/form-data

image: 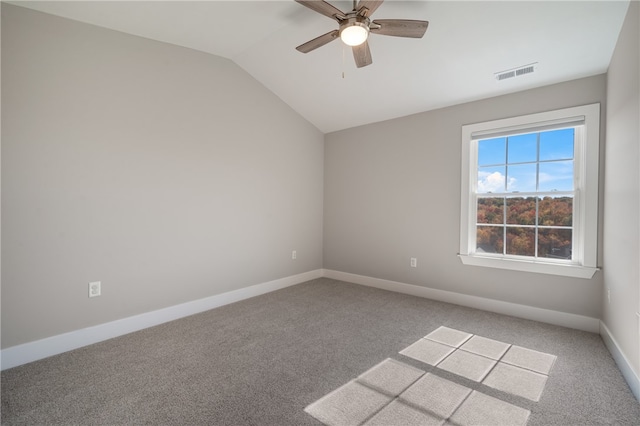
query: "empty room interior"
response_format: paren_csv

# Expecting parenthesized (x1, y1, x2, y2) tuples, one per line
(1, 1, 639, 425)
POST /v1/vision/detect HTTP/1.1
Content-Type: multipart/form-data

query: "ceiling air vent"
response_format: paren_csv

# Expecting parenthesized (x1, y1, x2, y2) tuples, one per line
(495, 63, 537, 81)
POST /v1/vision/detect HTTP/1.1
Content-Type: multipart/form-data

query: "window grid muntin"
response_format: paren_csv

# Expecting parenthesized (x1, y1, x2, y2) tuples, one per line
(480, 157, 574, 168)
(475, 127, 575, 261)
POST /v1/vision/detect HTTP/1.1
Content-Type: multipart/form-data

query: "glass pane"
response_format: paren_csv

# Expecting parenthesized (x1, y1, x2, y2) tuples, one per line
(478, 137, 506, 166)
(506, 163, 537, 192)
(477, 197, 504, 224)
(539, 161, 574, 192)
(538, 196, 573, 226)
(507, 133, 537, 163)
(538, 228, 572, 259)
(506, 227, 535, 256)
(476, 226, 503, 254)
(506, 197, 536, 225)
(477, 166, 506, 193)
(540, 128, 574, 161)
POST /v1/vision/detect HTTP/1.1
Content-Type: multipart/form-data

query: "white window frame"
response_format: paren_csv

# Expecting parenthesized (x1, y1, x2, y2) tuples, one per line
(459, 104, 600, 279)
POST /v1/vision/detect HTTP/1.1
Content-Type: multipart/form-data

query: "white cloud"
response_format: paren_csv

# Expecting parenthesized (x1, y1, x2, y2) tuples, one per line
(477, 171, 515, 193)
(538, 172, 573, 191)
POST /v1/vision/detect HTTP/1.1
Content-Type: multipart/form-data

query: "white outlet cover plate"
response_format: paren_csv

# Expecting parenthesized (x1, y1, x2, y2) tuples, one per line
(89, 281, 101, 298)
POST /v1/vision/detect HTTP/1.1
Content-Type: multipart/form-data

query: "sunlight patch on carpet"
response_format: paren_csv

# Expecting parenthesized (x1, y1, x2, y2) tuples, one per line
(501, 345, 557, 375)
(304, 380, 391, 426)
(398, 338, 455, 366)
(449, 390, 530, 426)
(482, 362, 549, 401)
(399, 326, 557, 401)
(424, 326, 473, 347)
(460, 335, 511, 360)
(363, 400, 445, 426)
(357, 358, 425, 396)
(436, 349, 497, 382)
(399, 373, 471, 418)
(304, 365, 529, 426)
(305, 326, 557, 425)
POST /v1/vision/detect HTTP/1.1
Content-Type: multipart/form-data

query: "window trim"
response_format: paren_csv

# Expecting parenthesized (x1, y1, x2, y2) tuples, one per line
(459, 104, 600, 279)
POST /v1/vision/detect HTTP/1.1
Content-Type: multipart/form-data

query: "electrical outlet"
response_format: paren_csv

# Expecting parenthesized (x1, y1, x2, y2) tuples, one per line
(292, 250, 297, 260)
(607, 286, 610, 303)
(410, 258, 417, 268)
(89, 281, 101, 298)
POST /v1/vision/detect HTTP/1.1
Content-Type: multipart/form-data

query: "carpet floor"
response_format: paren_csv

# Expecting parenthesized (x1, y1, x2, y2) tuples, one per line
(2, 278, 639, 425)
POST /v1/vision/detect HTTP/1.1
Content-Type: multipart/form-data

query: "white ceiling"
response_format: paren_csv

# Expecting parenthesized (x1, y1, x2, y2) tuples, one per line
(10, 0, 630, 133)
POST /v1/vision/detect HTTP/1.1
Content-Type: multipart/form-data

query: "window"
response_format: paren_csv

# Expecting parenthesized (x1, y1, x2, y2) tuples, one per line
(459, 104, 600, 278)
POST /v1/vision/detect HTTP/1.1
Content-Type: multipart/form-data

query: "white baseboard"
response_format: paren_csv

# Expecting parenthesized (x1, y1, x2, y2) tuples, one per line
(0, 269, 324, 371)
(0, 268, 610, 373)
(600, 321, 640, 401)
(322, 269, 601, 333)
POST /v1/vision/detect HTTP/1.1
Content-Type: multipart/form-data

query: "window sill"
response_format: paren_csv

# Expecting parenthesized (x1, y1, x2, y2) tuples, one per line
(458, 254, 599, 279)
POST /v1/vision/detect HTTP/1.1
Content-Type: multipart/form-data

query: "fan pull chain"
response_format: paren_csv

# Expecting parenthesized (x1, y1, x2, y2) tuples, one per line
(342, 44, 346, 79)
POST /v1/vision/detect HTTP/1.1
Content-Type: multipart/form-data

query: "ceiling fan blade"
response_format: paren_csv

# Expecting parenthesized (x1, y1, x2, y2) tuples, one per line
(295, 0, 346, 21)
(356, 0, 384, 17)
(352, 40, 372, 68)
(371, 19, 429, 38)
(296, 30, 340, 53)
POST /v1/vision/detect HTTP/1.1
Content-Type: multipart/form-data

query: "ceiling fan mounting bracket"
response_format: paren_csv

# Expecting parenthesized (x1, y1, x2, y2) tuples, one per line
(356, 5, 373, 18)
(333, 13, 347, 22)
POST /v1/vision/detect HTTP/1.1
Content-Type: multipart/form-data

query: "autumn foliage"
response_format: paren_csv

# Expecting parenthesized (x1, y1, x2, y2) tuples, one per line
(476, 197, 573, 258)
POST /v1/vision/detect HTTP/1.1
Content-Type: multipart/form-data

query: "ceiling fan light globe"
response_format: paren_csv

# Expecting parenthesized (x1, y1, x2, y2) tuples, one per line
(340, 24, 369, 46)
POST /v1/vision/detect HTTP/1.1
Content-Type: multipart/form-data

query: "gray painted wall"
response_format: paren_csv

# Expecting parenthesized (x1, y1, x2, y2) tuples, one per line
(2, 1, 636, 367)
(324, 75, 607, 318)
(1, 5, 324, 349)
(603, 1, 639, 375)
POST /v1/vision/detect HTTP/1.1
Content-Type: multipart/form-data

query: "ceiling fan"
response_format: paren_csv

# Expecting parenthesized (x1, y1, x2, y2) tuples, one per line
(294, 0, 429, 68)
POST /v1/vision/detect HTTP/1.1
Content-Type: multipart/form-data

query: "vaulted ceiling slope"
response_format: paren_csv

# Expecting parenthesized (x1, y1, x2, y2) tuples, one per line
(10, 1, 630, 133)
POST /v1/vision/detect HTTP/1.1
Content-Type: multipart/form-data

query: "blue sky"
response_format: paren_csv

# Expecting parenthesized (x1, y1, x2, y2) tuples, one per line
(477, 128, 574, 193)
